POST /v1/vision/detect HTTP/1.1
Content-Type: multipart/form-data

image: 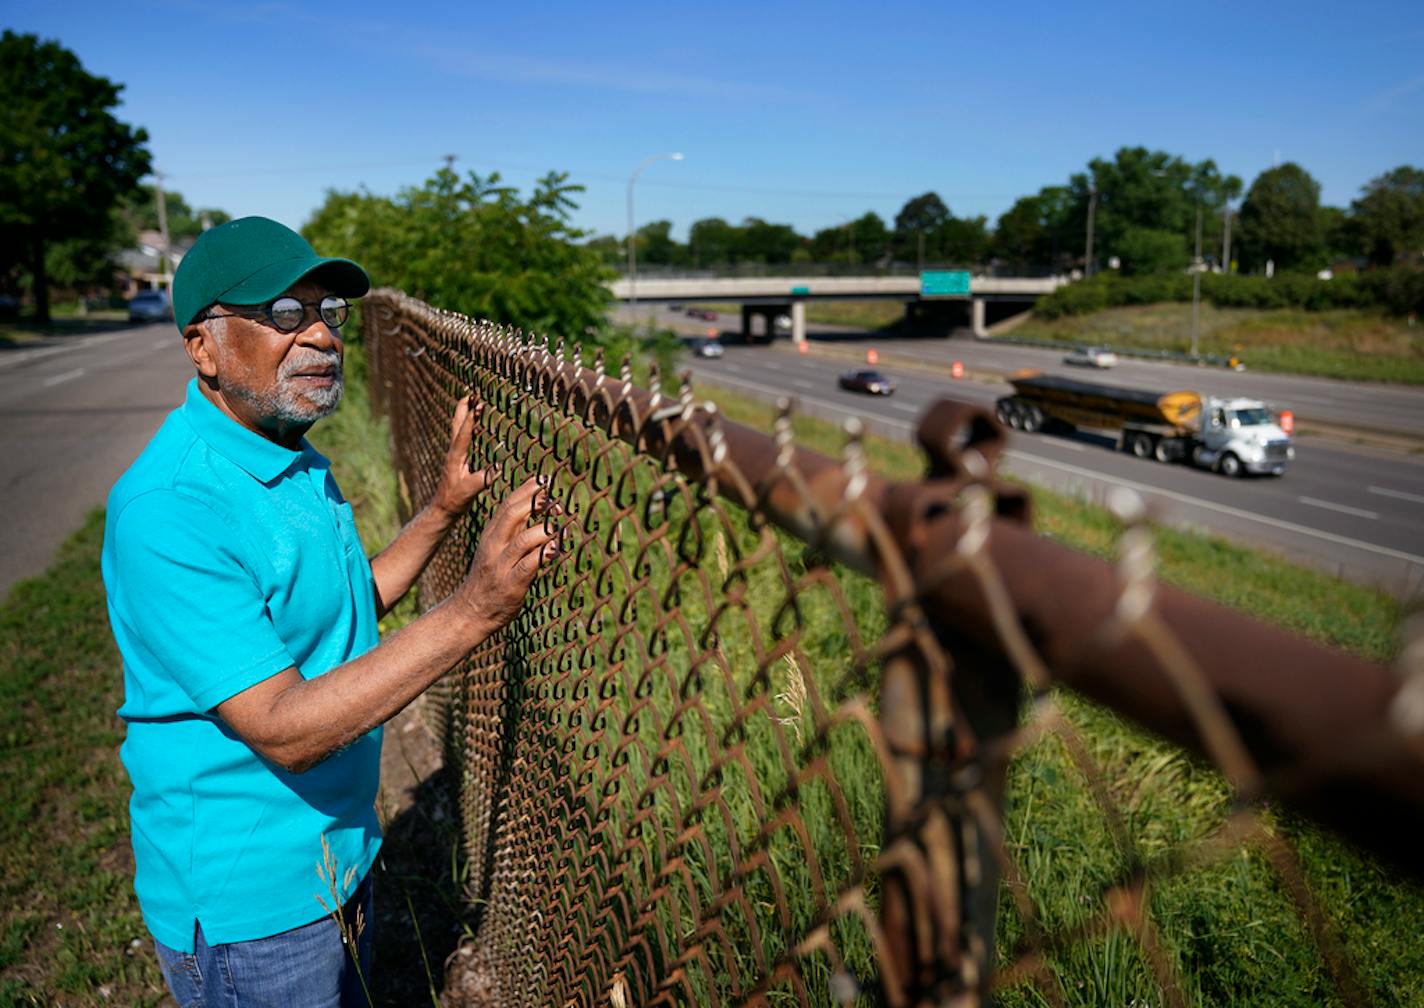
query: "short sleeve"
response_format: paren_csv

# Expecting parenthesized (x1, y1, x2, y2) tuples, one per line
(109, 490, 295, 711)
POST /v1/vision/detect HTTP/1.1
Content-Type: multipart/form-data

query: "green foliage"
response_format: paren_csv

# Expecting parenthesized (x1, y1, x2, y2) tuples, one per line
(1035, 267, 1424, 321)
(993, 186, 1075, 271)
(1116, 226, 1189, 276)
(0, 30, 152, 321)
(1238, 163, 1325, 272)
(121, 184, 231, 244)
(303, 166, 613, 340)
(1351, 165, 1424, 267)
(1073, 147, 1242, 274)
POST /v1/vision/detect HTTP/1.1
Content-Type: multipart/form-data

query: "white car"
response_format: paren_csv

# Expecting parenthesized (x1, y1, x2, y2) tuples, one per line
(689, 338, 723, 359)
(1064, 345, 1118, 368)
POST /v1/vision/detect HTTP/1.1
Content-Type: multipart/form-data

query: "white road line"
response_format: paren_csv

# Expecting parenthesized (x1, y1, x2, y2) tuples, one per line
(42, 368, 85, 387)
(1053, 440, 1088, 452)
(152, 338, 173, 350)
(791, 379, 814, 390)
(888, 401, 920, 414)
(1005, 449, 1424, 567)
(1369, 485, 1424, 506)
(1298, 496, 1378, 520)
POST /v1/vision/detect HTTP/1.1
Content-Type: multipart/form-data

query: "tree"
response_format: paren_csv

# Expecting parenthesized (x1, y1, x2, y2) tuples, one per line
(635, 220, 680, 266)
(1116, 227, 1187, 276)
(893, 192, 950, 262)
(122, 184, 231, 244)
(1237, 163, 1323, 272)
(1351, 166, 1424, 266)
(1069, 147, 1240, 273)
(688, 217, 738, 267)
(303, 166, 613, 339)
(993, 186, 1073, 271)
(0, 31, 151, 323)
(737, 217, 802, 264)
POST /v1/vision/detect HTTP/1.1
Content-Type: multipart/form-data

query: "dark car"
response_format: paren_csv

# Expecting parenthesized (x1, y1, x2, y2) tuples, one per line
(685, 308, 717, 321)
(128, 289, 173, 323)
(838, 369, 894, 395)
(688, 338, 724, 359)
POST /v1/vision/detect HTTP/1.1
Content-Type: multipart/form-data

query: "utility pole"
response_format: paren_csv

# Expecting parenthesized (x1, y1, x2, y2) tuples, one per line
(917, 231, 925, 273)
(1191, 200, 1203, 358)
(442, 153, 457, 172)
(154, 172, 169, 288)
(1084, 186, 1098, 276)
(1221, 201, 1233, 275)
(626, 152, 683, 331)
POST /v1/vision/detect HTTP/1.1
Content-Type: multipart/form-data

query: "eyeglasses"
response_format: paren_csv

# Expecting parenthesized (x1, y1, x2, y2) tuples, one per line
(205, 295, 349, 333)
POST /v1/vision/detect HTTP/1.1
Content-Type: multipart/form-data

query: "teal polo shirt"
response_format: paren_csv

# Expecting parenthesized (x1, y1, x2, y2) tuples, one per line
(102, 378, 382, 952)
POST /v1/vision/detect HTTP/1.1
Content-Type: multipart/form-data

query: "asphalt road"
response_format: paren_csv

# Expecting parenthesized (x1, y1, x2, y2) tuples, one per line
(677, 339, 1424, 598)
(3, 313, 1421, 604)
(0, 322, 193, 601)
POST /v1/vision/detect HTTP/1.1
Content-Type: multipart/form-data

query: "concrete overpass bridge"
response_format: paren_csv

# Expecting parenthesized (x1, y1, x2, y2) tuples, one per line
(608, 274, 1068, 341)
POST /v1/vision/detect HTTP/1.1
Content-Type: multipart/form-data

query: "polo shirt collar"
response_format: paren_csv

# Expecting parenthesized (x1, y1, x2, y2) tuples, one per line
(180, 378, 318, 483)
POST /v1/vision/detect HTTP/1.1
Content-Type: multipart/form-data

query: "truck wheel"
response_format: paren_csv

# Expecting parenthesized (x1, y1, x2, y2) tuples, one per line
(1153, 439, 1175, 464)
(1217, 452, 1243, 478)
(1022, 405, 1043, 432)
(1131, 433, 1154, 459)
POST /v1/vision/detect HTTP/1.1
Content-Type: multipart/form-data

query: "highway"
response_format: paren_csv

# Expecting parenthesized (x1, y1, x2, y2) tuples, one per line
(663, 327, 1424, 598)
(2, 314, 1421, 604)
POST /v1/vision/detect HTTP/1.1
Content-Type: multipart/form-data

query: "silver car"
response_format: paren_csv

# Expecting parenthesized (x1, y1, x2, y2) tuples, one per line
(1064, 345, 1118, 368)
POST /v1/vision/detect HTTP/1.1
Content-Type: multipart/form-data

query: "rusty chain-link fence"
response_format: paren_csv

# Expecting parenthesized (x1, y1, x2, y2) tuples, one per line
(362, 290, 1423, 1007)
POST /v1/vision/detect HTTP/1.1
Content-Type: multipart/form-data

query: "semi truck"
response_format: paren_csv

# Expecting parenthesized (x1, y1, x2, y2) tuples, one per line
(994, 371, 1294, 477)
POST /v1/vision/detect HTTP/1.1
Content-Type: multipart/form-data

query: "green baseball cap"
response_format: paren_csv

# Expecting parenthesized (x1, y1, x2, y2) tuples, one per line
(172, 216, 370, 331)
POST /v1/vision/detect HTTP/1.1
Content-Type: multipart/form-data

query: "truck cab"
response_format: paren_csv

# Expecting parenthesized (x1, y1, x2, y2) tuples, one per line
(1195, 398, 1294, 477)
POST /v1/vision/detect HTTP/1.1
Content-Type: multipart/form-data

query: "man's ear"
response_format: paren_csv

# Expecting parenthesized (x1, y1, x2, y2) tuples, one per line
(183, 321, 219, 380)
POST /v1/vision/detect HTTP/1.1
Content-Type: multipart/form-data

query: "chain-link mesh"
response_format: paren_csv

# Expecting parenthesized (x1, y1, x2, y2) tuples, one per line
(364, 290, 1422, 1007)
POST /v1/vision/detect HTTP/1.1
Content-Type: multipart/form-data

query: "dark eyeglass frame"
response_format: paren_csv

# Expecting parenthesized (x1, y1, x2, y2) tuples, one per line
(203, 294, 350, 333)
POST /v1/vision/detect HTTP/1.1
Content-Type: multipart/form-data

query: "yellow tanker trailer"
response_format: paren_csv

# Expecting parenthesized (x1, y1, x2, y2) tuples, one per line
(995, 371, 1294, 477)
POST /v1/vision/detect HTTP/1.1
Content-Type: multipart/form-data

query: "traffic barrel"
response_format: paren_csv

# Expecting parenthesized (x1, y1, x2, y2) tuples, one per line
(951, 360, 964, 379)
(867, 347, 878, 365)
(797, 340, 809, 355)
(706, 328, 718, 338)
(1279, 409, 1294, 435)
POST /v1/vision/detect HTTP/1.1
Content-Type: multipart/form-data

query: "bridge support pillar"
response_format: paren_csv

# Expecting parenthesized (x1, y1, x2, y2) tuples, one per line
(971, 297, 987, 337)
(791, 301, 806, 344)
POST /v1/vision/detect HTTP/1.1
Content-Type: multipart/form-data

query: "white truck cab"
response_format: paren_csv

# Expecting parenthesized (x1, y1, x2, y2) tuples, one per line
(1192, 397, 1294, 477)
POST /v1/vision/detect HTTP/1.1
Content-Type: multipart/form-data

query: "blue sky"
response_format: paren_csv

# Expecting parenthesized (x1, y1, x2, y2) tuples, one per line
(7, 0, 1423, 241)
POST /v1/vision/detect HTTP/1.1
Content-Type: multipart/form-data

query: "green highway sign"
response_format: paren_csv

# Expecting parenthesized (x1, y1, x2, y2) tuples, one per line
(920, 270, 971, 296)
(791, 285, 811, 295)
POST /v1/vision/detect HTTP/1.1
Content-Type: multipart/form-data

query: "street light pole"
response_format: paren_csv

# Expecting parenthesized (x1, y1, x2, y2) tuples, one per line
(626, 152, 683, 330)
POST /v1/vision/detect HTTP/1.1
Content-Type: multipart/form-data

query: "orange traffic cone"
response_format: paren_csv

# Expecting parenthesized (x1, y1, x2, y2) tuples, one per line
(1279, 410, 1294, 435)
(867, 347, 878, 365)
(951, 360, 964, 379)
(797, 341, 808, 355)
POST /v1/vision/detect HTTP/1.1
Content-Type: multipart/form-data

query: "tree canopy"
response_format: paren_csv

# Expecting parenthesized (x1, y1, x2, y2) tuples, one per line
(1238, 162, 1323, 272)
(1351, 166, 1424, 266)
(0, 31, 151, 321)
(303, 166, 613, 340)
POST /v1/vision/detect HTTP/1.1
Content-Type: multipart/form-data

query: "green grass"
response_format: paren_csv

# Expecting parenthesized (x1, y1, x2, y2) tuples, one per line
(1010, 303, 1424, 384)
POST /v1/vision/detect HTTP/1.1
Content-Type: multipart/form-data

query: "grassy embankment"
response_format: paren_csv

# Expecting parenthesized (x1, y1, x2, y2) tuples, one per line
(0, 303, 130, 346)
(0, 343, 1417, 1006)
(1011, 303, 1424, 384)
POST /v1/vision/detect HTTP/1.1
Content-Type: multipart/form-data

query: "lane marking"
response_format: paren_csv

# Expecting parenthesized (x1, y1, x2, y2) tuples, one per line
(152, 338, 173, 350)
(791, 379, 814, 390)
(888, 401, 920, 414)
(1369, 485, 1424, 506)
(42, 368, 85, 387)
(699, 376, 1424, 568)
(1004, 449, 1424, 567)
(1298, 496, 1378, 520)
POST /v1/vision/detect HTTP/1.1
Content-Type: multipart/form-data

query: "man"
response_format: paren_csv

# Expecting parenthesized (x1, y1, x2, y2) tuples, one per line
(101, 216, 557, 1006)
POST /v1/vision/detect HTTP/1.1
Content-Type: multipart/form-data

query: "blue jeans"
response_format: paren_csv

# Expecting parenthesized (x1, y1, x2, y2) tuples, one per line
(153, 872, 374, 1008)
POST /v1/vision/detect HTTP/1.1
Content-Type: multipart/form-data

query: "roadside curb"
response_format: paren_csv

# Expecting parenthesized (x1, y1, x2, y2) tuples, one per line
(770, 338, 1424, 457)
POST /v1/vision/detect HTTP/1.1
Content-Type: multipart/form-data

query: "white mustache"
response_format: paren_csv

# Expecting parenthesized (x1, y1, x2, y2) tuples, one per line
(279, 350, 342, 381)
